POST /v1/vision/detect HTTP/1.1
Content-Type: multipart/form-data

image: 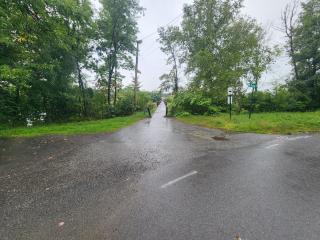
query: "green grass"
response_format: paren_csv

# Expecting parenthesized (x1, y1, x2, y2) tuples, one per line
(177, 112, 320, 134)
(0, 112, 145, 138)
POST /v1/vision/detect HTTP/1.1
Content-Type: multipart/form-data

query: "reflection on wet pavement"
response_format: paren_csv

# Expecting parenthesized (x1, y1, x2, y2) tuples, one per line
(1, 102, 320, 240)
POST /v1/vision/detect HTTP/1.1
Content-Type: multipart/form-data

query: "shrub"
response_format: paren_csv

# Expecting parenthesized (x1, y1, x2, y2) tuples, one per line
(115, 97, 135, 116)
(136, 91, 152, 111)
(168, 90, 219, 116)
(175, 111, 191, 117)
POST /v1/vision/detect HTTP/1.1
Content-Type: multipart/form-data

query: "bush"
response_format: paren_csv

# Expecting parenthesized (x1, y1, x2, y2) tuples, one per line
(175, 111, 191, 117)
(114, 88, 156, 116)
(168, 91, 219, 116)
(114, 88, 135, 116)
(243, 87, 310, 113)
(115, 97, 135, 116)
(136, 91, 152, 111)
(147, 101, 157, 111)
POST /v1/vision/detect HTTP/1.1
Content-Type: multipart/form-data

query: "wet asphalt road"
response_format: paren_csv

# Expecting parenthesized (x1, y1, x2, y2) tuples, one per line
(1, 103, 320, 240)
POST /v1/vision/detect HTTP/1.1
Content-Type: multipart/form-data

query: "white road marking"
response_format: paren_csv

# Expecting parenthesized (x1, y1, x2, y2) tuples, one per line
(266, 135, 312, 149)
(287, 135, 311, 141)
(161, 171, 198, 189)
(277, 135, 312, 141)
(265, 144, 280, 149)
(265, 135, 311, 150)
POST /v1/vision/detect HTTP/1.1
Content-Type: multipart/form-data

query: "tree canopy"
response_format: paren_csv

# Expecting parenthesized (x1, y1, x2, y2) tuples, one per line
(0, 0, 151, 125)
(159, 0, 275, 106)
(290, 0, 320, 109)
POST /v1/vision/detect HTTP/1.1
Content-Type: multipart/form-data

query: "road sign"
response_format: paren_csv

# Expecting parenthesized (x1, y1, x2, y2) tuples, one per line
(227, 87, 233, 120)
(248, 81, 257, 89)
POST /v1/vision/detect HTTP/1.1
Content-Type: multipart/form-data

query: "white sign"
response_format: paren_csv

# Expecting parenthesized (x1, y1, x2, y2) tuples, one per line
(228, 96, 233, 105)
(227, 87, 233, 96)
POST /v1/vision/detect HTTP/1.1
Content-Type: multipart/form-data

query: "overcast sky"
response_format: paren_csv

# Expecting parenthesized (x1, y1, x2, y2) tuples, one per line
(93, 0, 298, 91)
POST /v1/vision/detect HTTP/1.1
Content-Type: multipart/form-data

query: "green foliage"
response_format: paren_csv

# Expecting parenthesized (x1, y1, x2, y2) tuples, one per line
(289, 0, 320, 109)
(159, 0, 277, 114)
(136, 91, 152, 111)
(0, 0, 94, 123)
(179, 0, 275, 104)
(115, 88, 135, 116)
(150, 91, 162, 105)
(112, 87, 156, 116)
(96, 0, 143, 105)
(0, 0, 148, 129)
(162, 0, 318, 117)
(158, 26, 182, 93)
(242, 86, 311, 113)
(175, 112, 191, 117)
(168, 90, 221, 116)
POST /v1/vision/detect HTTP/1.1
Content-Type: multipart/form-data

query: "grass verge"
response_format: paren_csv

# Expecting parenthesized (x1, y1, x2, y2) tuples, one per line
(0, 112, 145, 138)
(177, 112, 320, 134)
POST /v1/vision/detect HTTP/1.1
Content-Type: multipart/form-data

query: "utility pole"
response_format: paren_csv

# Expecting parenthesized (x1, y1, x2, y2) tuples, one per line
(134, 40, 142, 109)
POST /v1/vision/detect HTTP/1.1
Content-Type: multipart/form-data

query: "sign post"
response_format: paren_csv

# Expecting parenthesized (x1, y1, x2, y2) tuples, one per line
(247, 81, 257, 119)
(227, 87, 233, 120)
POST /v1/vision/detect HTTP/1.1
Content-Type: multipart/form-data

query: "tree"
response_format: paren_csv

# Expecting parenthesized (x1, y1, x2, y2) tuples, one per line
(158, 26, 182, 94)
(0, 0, 155, 125)
(288, 0, 320, 109)
(282, 0, 300, 81)
(0, 0, 99, 123)
(97, 0, 143, 106)
(71, 0, 94, 117)
(180, 0, 274, 105)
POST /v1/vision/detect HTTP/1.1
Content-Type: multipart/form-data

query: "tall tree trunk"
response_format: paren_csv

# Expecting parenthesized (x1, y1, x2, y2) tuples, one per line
(173, 55, 179, 93)
(76, 61, 87, 117)
(107, 47, 117, 106)
(107, 69, 112, 106)
(106, 54, 114, 106)
(114, 64, 117, 106)
(289, 35, 299, 80)
(282, 1, 299, 81)
(170, 47, 179, 94)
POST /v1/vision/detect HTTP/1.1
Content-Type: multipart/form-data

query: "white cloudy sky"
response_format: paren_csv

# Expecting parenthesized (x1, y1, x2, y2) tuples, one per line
(92, 0, 298, 91)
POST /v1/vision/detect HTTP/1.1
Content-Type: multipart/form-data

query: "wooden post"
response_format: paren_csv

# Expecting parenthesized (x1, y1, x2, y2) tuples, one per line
(147, 108, 152, 118)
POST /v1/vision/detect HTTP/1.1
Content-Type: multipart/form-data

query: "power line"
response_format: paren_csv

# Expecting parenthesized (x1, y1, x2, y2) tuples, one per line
(271, 24, 285, 33)
(140, 13, 183, 41)
(142, 46, 160, 58)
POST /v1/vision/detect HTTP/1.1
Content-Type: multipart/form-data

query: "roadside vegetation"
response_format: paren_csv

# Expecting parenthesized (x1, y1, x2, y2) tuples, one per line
(159, 0, 319, 134)
(1, 0, 319, 136)
(177, 112, 320, 135)
(0, 0, 162, 136)
(0, 112, 147, 138)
